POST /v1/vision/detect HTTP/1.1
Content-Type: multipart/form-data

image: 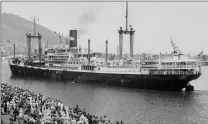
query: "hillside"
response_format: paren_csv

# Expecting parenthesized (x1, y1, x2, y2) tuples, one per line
(2, 13, 67, 45)
(2, 13, 69, 56)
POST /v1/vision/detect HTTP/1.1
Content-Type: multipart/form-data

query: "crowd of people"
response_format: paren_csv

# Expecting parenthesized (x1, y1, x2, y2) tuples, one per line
(1, 83, 125, 124)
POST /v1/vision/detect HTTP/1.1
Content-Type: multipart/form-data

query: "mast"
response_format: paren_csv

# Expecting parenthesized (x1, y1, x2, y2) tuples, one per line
(13, 41, 15, 58)
(118, 27, 124, 60)
(33, 16, 39, 36)
(129, 26, 135, 58)
(106, 39, 108, 64)
(33, 16, 36, 36)
(125, 1, 128, 32)
(26, 34, 31, 59)
(88, 39, 91, 64)
(38, 33, 42, 65)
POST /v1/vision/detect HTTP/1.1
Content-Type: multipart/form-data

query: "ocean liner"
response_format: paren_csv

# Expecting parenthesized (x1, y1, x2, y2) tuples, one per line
(8, 2, 202, 91)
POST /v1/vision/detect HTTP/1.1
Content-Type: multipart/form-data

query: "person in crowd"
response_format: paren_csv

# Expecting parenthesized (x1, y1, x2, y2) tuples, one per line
(1, 83, 125, 124)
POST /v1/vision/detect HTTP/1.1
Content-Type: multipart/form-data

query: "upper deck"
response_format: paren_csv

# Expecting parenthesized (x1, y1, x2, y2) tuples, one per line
(42, 45, 202, 75)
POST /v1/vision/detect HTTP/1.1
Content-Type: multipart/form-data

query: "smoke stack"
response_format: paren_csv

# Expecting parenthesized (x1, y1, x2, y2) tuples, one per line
(118, 27, 124, 60)
(106, 40, 108, 64)
(130, 27, 135, 58)
(88, 39, 91, 64)
(69, 30, 78, 47)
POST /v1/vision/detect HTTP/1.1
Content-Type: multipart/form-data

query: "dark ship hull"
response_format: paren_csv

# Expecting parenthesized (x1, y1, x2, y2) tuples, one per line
(9, 64, 201, 91)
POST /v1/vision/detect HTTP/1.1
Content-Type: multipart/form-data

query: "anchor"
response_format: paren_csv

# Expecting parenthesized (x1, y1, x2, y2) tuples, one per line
(185, 83, 194, 92)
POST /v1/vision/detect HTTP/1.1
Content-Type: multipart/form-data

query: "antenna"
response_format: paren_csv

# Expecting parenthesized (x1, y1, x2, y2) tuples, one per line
(125, 1, 128, 32)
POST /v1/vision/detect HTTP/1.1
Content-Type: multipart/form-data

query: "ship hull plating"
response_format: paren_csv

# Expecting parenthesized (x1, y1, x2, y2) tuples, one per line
(9, 64, 200, 91)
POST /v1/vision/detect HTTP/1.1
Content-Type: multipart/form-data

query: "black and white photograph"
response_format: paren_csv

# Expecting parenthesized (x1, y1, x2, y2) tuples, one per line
(1, 1, 208, 124)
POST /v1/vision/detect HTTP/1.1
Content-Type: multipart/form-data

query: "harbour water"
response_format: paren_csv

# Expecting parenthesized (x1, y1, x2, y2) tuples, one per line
(1, 63, 208, 124)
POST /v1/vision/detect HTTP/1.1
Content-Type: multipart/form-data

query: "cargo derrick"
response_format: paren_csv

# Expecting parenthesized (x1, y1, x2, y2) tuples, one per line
(118, 1, 135, 60)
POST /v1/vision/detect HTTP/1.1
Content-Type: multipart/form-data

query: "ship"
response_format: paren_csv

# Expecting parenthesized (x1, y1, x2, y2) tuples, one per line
(8, 38, 202, 91)
(8, 2, 202, 92)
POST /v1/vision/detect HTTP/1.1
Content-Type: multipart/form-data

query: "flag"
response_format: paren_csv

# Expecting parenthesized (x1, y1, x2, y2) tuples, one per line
(69, 36, 74, 41)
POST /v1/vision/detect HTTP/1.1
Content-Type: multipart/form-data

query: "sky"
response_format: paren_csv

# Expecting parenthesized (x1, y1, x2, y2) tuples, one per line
(2, 2, 208, 54)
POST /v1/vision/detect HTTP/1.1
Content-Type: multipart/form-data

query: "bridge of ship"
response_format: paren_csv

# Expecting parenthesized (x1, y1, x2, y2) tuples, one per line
(44, 50, 101, 69)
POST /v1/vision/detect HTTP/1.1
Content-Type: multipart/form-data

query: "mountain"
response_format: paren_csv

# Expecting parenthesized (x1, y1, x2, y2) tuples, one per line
(2, 13, 67, 45)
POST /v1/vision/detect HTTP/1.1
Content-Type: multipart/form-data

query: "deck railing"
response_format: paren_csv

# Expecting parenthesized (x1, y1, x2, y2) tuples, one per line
(161, 65, 196, 69)
(149, 69, 200, 75)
